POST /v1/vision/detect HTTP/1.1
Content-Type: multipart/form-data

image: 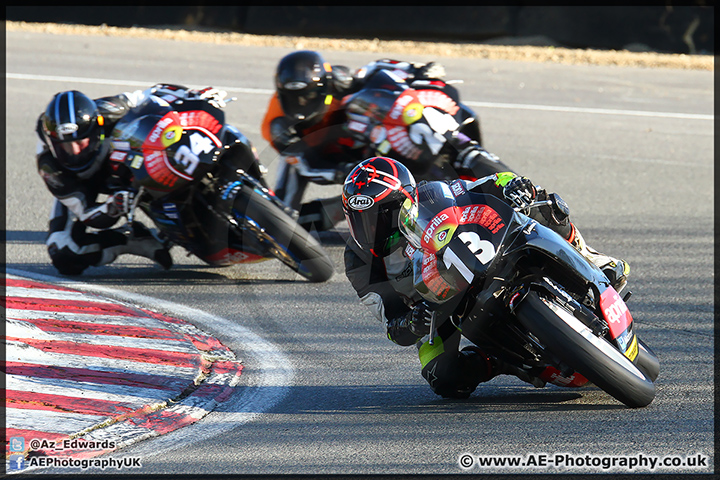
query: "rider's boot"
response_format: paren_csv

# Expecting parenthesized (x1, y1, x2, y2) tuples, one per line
(298, 195, 345, 232)
(97, 222, 172, 270)
(487, 355, 546, 388)
(462, 346, 546, 389)
(569, 224, 630, 292)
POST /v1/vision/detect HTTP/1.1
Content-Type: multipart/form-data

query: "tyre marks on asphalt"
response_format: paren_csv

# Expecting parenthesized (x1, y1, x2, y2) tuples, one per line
(4, 274, 244, 461)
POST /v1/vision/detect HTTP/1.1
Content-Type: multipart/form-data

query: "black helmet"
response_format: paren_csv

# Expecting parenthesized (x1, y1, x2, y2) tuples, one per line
(342, 157, 417, 257)
(275, 50, 333, 124)
(40, 91, 105, 172)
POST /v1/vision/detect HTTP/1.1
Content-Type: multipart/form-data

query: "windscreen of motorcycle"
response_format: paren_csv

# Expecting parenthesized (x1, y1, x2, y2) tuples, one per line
(111, 96, 177, 150)
(399, 181, 459, 254)
(344, 88, 402, 123)
(400, 183, 513, 256)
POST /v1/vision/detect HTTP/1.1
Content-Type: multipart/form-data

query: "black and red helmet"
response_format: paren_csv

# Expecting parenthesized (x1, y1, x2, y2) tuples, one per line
(275, 50, 333, 125)
(40, 91, 105, 172)
(342, 157, 417, 257)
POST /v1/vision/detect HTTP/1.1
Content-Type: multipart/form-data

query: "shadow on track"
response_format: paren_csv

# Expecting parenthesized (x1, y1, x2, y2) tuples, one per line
(5, 261, 303, 286)
(228, 384, 625, 416)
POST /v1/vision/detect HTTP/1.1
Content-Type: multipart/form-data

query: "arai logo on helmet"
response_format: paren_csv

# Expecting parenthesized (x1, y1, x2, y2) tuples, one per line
(284, 81, 308, 90)
(347, 194, 374, 210)
(56, 123, 78, 136)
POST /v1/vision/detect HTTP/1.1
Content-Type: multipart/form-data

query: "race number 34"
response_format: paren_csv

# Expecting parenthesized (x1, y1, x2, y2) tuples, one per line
(174, 132, 215, 175)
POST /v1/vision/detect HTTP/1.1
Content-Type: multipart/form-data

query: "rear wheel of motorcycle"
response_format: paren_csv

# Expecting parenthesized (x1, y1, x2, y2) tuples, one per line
(234, 186, 334, 282)
(635, 338, 660, 382)
(516, 291, 656, 408)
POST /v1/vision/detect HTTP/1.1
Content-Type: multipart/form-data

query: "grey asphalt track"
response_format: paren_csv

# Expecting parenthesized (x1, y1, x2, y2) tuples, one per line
(5, 29, 714, 475)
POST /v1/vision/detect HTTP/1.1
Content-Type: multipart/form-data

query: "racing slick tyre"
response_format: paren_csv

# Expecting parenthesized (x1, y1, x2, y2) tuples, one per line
(634, 338, 660, 382)
(515, 290, 656, 408)
(233, 185, 334, 282)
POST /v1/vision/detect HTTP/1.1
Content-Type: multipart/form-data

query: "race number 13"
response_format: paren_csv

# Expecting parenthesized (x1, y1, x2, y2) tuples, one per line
(442, 231, 496, 283)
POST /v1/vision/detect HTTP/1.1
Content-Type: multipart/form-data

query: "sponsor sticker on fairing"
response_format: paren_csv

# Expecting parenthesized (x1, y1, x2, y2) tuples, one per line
(599, 286, 633, 340)
(423, 213, 450, 244)
(416, 90, 459, 115)
(347, 120, 368, 133)
(110, 151, 127, 163)
(369, 125, 387, 145)
(449, 180, 466, 197)
(130, 154, 144, 170)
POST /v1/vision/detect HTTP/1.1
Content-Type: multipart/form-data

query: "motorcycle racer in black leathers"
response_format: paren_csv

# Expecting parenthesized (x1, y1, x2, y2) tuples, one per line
(36, 85, 230, 275)
(342, 156, 630, 399)
(261, 51, 500, 233)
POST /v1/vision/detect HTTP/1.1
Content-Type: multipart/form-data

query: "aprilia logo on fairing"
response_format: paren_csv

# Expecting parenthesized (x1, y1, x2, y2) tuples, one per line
(423, 213, 450, 243)
(148, 117, 175, 143)
(599, 287, 634, 340)
(603, 295, 630, 324)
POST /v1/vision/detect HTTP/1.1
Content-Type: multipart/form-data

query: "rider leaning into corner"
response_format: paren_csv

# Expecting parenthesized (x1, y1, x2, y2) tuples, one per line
(261, 50, 507, 233)
(36, 84, 230, 275)
(342, 156, 631, 399)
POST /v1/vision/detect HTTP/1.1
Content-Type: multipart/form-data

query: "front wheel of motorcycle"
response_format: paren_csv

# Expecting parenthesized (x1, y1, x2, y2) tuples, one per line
(515, 291, 656, 408)
(233, 185, 335, 282)
(635, 338, 660, 382)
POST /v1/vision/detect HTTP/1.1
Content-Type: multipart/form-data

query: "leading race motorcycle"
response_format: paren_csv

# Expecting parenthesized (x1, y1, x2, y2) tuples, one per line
(108, 95, 334, 282)
(285, 69, 509, 233)
(399, 180, 659, 408)
(341, 69, 505, 182)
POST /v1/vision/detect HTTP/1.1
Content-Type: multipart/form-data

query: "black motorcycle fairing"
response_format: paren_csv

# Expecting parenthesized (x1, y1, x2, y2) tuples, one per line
(172, 98, 226, 126)
(343, 71, 486, 180)
(111, 98, 222, 198)
(404, 182, 656, 406)
(404, 187, 516, 316)
(217, 124, 269, 189)
(106, 95, 333, 280)
(407, 186, 614, 338)
(501, 220, 612, 297)
(358, 69, 409, 94)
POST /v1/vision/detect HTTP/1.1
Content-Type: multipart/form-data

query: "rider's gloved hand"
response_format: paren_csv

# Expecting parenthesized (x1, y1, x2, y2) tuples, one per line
(107, 190, 134, 218)
(190, 87, 229, 108)
(409, 301, 434, 337)
(455, 141, 501, 170)
(148, 84, 191, 101)
(503, 176, 537, 210)
(269, 117, 301, 152)
(416, 62, 446, 80)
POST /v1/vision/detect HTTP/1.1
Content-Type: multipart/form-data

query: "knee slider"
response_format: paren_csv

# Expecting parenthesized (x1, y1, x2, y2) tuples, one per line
(48, 243, 91, 276)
